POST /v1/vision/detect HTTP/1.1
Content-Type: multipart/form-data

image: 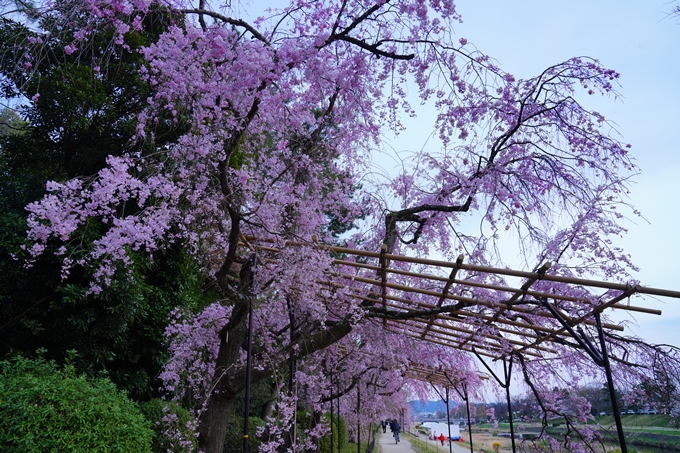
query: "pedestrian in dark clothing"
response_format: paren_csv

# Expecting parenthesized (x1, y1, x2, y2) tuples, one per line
(391, 419, 401, 443)
(382, 421, 387, 433)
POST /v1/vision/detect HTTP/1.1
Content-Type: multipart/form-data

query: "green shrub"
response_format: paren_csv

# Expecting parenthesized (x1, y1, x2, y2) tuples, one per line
(139, 398, 197, 453)
(319, 413, 338, 453)
(0, 353, 153, 452)
(224, 416, 266, 453)
(337, 414, 348, 448)
(319, 413, 349, 453)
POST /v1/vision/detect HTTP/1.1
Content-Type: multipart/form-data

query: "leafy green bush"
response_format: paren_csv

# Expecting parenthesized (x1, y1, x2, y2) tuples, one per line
(319, 413, 349, 453)
(319, 420, 338, 453)
(0, 353, 153, 452)
(224, 416, 266, 453)
(139, 398, 197, 453)
(337, 414, 348, 448)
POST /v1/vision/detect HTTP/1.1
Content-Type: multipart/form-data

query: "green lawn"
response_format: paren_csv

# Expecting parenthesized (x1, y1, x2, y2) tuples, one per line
(403, 432, 444, 453)
(463, 416, 680, 452)
(596, 414, 678, 430)
(477, 414, 678, 431)
(341, 440, 371, 453)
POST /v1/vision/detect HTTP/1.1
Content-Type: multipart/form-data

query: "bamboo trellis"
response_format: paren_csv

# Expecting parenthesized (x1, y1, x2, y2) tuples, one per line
(241, 235, 679, 361)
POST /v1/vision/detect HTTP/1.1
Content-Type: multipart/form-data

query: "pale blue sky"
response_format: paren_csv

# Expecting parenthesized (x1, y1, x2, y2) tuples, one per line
(246, 0, 680, 345)
(404, 0, 680, 346)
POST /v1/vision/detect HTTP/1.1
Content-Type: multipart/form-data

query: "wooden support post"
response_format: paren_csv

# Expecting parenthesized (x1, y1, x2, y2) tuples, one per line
(504, 358, 517, 453)
(357, 386, 361, 453)
(243, 283, 255, 453)
(463, 383, 473, 453)
(596, 311, 627, 453)
(330, 368, 334, 453)
(446, 387, 453, 453)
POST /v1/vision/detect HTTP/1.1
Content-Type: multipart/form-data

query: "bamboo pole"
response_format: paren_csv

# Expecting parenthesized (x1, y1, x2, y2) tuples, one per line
(422, 255, 464, 339)
(332, 259, 661, 315)
(328, 287, 626, 361)
(365, 291, 574, 336)
(512, 287, 638, 356)
(379, 304, 559, 354)
(459, 262, 550, 350)
(240, 236, 680, 300)
(385, 319, 544, 358)
(333, 272, 625, 331)
(336, 288, 584, 343)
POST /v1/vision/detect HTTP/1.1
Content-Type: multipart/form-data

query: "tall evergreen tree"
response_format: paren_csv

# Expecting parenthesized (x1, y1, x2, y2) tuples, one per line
(0, 7, 200, 400)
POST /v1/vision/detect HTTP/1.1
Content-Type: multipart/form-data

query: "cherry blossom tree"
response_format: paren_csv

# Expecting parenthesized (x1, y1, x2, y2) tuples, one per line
(13, 1, 680, 452)
(671, 1, 680, 20)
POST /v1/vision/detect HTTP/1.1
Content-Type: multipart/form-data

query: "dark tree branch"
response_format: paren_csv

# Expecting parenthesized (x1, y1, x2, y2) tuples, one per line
(0, 294, 54, 332)
(384, 197, 472, 253)
(517, 354, 605, 453)
(328, 34, 414, 60)
(179, 9, 270, 44)
(364, 305, 466, 320)
(218, 254, 255, 342)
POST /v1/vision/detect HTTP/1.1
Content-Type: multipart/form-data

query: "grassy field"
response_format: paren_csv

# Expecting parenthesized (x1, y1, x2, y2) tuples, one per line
(476, 414, 678, 431)
(596, 414, 677, 430)
(410, 415, 680, 452)
(405, 430, 510, 453)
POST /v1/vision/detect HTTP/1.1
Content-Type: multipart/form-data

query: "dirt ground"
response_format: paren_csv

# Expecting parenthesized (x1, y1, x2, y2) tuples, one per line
(460, 430, 513, 452)
(408, 430, 514, 453)
(459, 430, 623, 453)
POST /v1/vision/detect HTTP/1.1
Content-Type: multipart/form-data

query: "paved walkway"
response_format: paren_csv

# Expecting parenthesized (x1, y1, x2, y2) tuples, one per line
(378, 430, 472, 453)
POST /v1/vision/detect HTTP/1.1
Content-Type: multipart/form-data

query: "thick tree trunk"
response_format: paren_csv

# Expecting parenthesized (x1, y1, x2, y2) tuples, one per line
(197, 249, 353, 453)
(198, 392, 237, 453)
(197, 313, 249, 453)
(199, 254, 255, 453)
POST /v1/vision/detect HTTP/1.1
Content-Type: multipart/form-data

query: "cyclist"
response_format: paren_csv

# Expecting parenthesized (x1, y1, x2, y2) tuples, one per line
(390, 419, 401, 443)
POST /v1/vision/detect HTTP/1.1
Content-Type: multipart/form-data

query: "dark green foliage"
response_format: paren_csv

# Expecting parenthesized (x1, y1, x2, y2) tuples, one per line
(337, 414, 348, 448)
(224, 416, 266, 453)
(0, 8, 199, 400)
(62, 246, 215, 399)
(231, 377, 281, 420)
(0, 353, 153, 452)
(319, 413, 349, 453)
(0, 9, 187, 177)
(139, 398, 197, 453)
(0, 108, 23, 136)
(0, 162, 212, 398)
(222, 378, 278, 452)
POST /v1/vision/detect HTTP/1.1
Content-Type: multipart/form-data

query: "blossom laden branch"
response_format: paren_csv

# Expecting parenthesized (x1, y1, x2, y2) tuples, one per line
(179, 8, 270, 45)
